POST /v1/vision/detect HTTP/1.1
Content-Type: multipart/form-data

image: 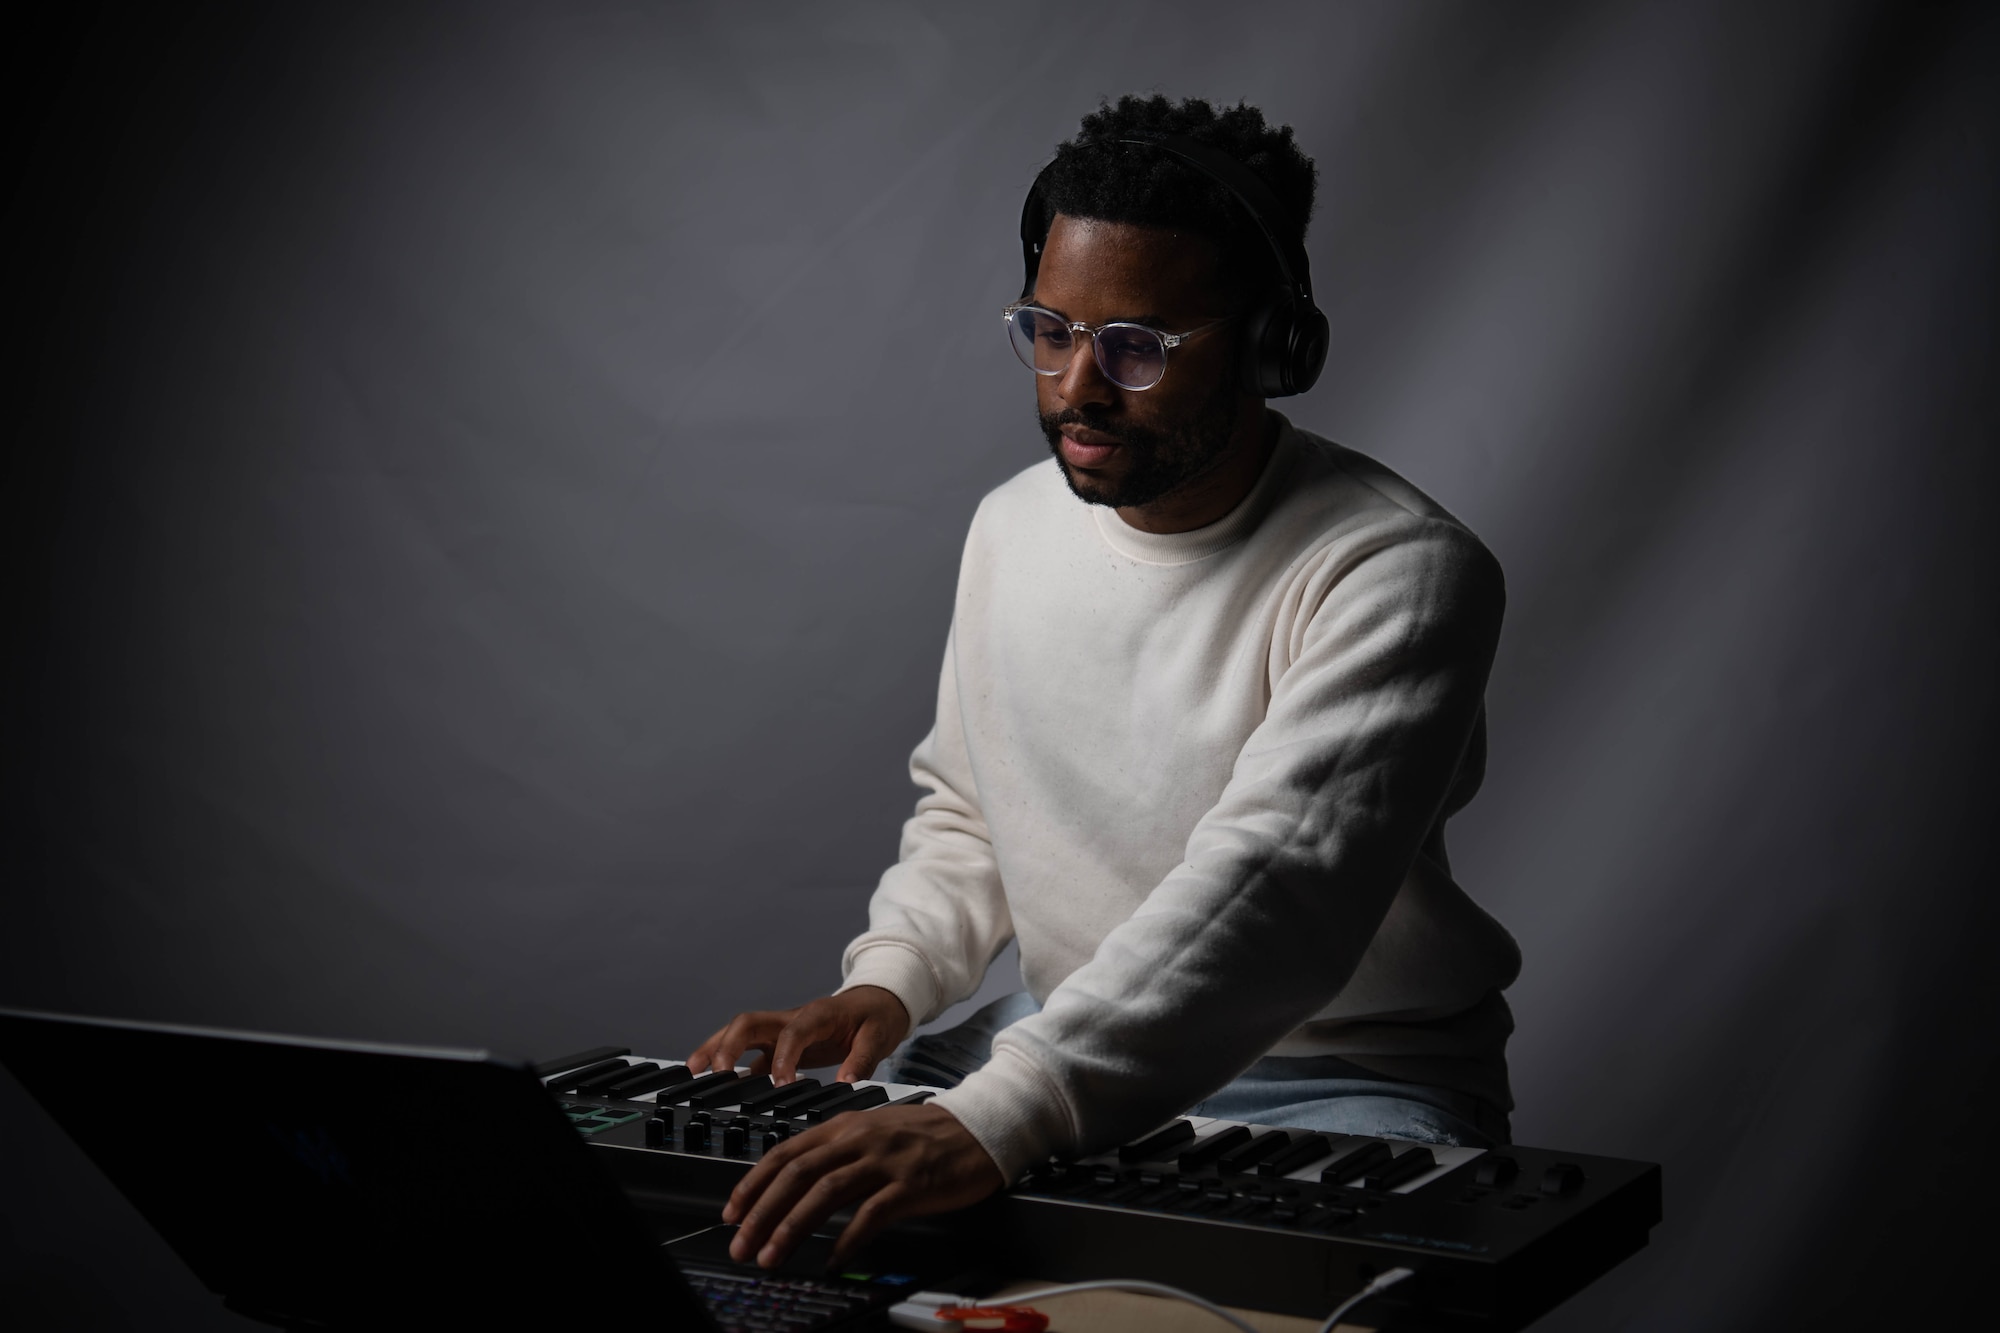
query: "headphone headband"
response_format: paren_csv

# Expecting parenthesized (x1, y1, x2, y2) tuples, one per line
(1108, 131, 1315, 305)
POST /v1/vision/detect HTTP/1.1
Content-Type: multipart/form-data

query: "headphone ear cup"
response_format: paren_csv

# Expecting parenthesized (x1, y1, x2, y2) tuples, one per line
(1287, 303, 1329, 396)
(1241, 294, 1328, 398)
(1238, 298, 1289, 398)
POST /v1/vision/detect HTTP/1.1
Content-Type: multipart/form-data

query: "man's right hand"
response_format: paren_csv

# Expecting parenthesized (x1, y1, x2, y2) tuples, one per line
(687, 986, 912, 1086)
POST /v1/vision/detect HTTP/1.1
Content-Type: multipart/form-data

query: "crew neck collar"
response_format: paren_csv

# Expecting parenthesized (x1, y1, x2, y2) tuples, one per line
(1090, 412, 1302, 566)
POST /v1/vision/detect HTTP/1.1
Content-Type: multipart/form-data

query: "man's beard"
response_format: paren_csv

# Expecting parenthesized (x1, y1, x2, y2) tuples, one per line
(1038, 372, 1241, 510)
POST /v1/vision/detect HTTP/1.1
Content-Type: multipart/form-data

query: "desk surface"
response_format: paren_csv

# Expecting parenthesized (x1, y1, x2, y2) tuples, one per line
(989, 1279, 1372, 1333)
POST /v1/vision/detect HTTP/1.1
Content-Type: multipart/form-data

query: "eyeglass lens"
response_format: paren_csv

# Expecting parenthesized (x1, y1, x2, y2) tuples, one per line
(1007, 307, 1169, 391)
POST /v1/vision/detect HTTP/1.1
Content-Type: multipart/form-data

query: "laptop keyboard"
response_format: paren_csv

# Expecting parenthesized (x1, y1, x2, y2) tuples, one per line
(680, 1265, 897, 1332)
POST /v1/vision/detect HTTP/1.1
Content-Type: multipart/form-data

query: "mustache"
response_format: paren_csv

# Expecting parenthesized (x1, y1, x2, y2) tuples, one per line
(1039, 408, 1157, 450)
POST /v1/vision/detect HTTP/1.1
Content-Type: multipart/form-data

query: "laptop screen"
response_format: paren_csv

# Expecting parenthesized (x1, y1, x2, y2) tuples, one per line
(0, 1009, 709, 1330)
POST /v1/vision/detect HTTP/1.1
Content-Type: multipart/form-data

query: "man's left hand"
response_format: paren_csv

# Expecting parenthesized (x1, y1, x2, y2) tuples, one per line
(722, 1104, 1005, 1268)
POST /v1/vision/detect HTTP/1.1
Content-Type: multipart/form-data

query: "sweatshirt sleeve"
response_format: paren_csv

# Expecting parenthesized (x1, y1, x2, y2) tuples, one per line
(837, 619, 1015, 1027)
(930, 514, 1506, 1180)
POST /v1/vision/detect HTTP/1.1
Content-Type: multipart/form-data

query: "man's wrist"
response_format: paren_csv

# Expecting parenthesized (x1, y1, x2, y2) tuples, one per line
(837, 984, 912, 1034)
(929, 1102, 1007, 1188)
(929, 1044, 1075, 1184)
(836, 942, 938, 1028)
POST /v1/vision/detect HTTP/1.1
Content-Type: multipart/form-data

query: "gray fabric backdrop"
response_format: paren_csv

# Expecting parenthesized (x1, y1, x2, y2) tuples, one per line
(5, 2, 1996, 1327)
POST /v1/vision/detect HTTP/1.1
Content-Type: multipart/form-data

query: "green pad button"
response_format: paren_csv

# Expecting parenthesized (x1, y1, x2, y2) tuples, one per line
(571, 1109, 643, 1135)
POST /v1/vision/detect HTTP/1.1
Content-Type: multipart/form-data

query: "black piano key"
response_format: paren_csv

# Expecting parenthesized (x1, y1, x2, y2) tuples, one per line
(1319, 1140, 1393, 1184)
(1176, 1125, 1252, 1171)
(1215, 1130, 1291, 1174)
(883, 1089, 935, 1107)
(732, 1072, 800, 1104)
(689, 1073, 772, 1110)
(732, 1076, 813, 1112)
(660, 1069, 744, 1106)
(740, 1078, 825, 1113)
(1257, 1133, 1333, 1178)
(1362, 1146, 1437, 1191)
(1117, 1119, 1196, 1164)
(604, 1064, 694, 1098)
(804, 1085, 889, 1122)
(533, 1046, 630, 1078)
(778, 1083, 855, 1118)
(546, 1057, 632, 1092)
(573, 1061, 659, 1095)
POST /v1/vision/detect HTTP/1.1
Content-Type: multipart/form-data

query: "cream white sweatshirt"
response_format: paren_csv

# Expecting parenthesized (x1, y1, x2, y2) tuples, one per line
(838, 416, 1521, 1181)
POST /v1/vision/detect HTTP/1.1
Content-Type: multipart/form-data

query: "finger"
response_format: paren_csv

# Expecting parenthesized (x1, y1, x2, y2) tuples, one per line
(830, 1181, 912, 1267)
(710, 1011, 790, 1075)
(705, 1013, 760, 1073)
(769, 1007, 845, 1086)
(724, 1121, 842, 1230)
(727, 1137, 856, 1262)
(686, 1023, 730, 1071)
(753, 1161, 883, 1269)
(723, 1127, 810, 1225)
(835, 1016, 902, 1085)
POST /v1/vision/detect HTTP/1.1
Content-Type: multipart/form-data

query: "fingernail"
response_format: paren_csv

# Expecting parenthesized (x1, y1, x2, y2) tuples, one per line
(759, 1245, 779, 1267)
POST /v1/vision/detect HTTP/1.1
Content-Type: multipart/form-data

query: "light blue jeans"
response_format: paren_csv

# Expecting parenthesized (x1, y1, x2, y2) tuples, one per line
(879, 991, 1509, 1148)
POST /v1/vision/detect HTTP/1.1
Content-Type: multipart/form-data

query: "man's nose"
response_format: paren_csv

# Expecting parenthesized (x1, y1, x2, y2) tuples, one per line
(1053, 331, 1118, 410)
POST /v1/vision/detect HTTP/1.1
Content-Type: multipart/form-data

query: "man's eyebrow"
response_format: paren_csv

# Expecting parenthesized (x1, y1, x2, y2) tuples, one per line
(1033, 303, 1176, 328)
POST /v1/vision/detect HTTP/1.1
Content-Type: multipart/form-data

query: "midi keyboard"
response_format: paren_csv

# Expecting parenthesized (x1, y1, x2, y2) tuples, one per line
(539, 1048, 1660, 1330)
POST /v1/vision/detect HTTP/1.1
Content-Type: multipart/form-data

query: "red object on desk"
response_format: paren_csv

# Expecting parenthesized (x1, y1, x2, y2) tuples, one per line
(935, 1305, 1051, 1332)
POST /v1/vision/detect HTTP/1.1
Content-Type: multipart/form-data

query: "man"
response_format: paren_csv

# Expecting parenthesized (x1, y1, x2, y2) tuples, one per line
(694, 95, 1520, 1270)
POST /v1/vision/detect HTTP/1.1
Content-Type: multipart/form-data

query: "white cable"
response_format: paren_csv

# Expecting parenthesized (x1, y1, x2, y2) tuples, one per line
(897, 1264, 1417, 1333)
(1314, 1266, 1417, 1332)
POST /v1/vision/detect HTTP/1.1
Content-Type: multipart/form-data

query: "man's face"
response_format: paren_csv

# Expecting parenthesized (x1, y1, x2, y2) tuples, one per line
(1032, 214, 1249, 510)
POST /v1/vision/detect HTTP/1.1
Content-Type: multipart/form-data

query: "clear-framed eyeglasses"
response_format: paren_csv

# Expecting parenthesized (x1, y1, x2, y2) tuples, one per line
(1002, 302, 1232, 392)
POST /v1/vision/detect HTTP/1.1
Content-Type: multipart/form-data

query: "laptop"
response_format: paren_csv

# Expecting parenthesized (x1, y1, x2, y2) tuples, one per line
(0, 1008, 969, 1331)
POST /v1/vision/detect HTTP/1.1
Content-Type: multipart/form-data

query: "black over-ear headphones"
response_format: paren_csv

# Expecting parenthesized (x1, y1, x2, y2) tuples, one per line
(1017, 130, 1329, 399)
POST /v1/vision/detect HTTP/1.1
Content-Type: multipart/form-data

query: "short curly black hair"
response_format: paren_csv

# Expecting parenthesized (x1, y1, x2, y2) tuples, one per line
(1034, 94, 1318, 301)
